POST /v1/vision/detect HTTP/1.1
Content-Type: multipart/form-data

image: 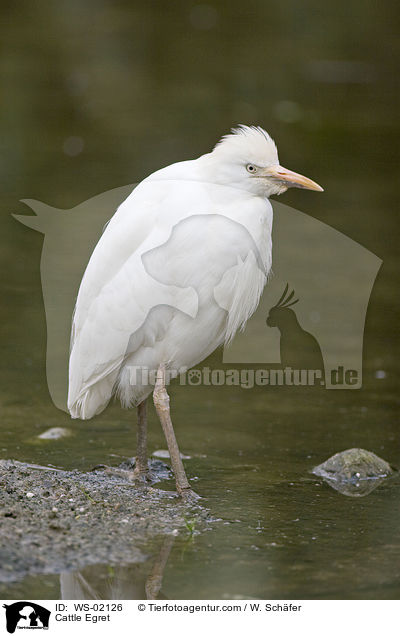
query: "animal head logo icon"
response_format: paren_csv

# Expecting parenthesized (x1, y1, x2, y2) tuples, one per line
(3, 602, 50, 634)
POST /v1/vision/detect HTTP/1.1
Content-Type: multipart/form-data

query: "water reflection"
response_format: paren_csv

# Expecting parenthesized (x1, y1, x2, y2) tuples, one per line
(317, 475, 387, 497)
(60, 535, 175, 600)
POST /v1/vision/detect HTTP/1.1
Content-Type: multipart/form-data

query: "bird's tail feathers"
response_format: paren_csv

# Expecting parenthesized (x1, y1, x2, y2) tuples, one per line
(68, 356, 123, 420)
(68, 380, 112, 420)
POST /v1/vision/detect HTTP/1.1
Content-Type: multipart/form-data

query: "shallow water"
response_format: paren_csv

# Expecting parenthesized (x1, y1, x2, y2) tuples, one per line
(1, 0, 399, 599)
(1, 377, 399, 599)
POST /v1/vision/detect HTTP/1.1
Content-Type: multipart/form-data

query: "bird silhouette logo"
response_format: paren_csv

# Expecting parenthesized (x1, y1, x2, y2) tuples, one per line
(3, 602, 50, 633)
(266, 283, 325, 380)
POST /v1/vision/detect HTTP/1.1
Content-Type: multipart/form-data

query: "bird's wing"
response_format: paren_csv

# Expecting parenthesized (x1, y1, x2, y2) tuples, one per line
(68, 175, 206, 417)
(70, 181, 157, 347)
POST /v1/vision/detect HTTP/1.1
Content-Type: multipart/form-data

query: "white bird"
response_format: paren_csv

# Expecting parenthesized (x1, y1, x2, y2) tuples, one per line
(68, 125, 322, 500)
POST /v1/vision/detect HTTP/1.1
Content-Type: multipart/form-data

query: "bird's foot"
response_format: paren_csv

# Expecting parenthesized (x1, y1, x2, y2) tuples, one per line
(178, 487, 201, 504)
(132, 466, 153, 484)
(91, 459, 170, 485)
(91, 464, 133, 480)
(91, 464, 151, 484)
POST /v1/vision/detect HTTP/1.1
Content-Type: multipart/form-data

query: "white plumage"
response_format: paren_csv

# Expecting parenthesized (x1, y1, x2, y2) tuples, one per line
(68, 126, 322, 422)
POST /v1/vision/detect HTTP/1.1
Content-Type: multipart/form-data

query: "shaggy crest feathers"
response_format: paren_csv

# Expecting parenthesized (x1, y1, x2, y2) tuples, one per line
(213, 125, 279, 166)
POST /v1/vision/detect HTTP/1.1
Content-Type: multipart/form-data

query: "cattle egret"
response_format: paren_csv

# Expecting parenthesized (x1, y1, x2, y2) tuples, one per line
(68, 125, 323, 500)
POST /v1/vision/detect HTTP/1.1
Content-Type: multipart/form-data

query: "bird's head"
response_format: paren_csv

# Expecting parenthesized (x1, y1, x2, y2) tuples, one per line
(207, 125, 323, 197)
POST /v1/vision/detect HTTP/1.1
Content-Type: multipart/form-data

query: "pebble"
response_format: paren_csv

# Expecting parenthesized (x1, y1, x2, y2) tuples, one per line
(37, 427, 71, 440)
(152, 449, 191, 460)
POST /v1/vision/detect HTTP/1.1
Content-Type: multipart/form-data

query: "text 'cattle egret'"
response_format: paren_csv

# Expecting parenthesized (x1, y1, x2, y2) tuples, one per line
(68, 125, 323, 500)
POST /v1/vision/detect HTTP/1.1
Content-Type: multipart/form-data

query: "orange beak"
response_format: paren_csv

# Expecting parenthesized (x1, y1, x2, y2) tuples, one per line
(264, 165, 323, 192)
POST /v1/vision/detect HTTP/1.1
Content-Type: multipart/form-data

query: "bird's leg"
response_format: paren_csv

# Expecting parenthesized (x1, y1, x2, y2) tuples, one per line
(153, 364, 198, 500)
(92, 399, 151, 482)
(133, 399, 149, 480)
(145, 534, 176, 599)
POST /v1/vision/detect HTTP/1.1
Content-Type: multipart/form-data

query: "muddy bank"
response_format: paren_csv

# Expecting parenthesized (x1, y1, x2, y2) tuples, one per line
(0, 459, 208, 584)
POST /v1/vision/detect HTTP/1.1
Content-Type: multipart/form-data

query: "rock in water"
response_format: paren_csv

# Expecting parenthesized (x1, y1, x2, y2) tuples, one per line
(37, 427, 71, 440)
(312, 448, 394, 497)
(313, 448, 393, 480)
